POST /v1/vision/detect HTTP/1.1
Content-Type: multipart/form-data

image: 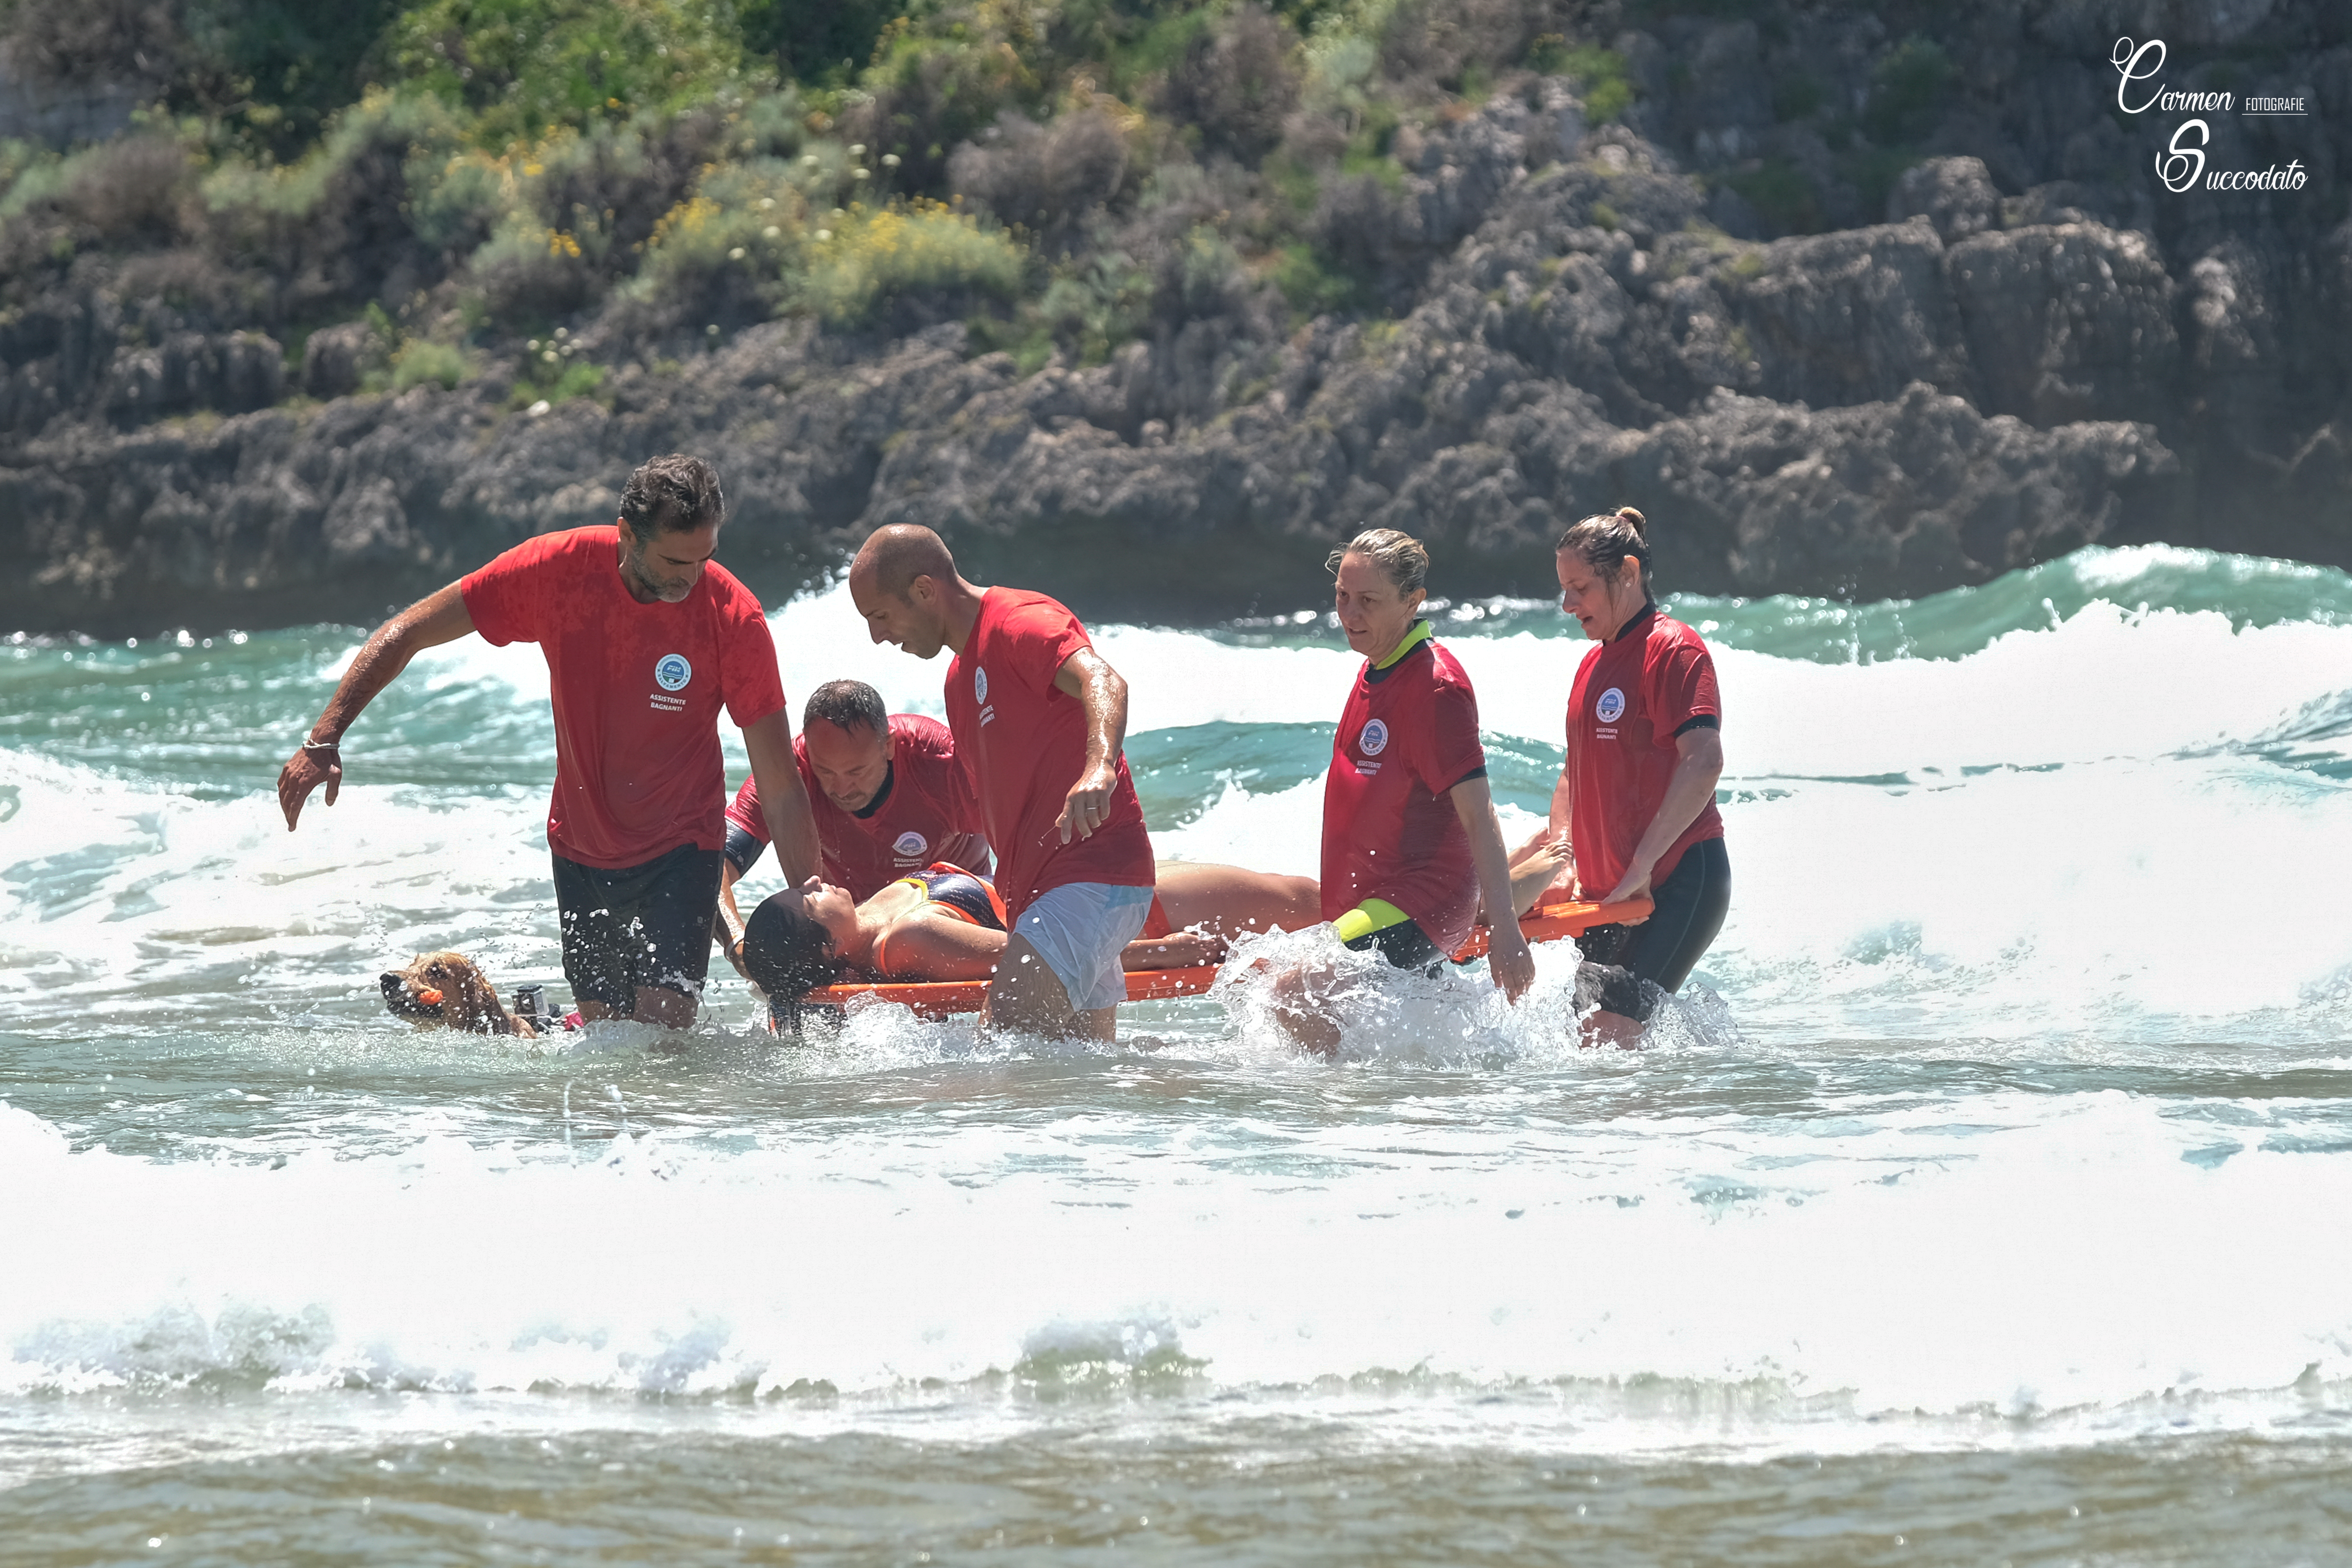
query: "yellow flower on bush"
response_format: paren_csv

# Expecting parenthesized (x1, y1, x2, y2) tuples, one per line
(649, 196, 722, 249)
(797, 199, 1025, 325)
(631, 172, 805, 309)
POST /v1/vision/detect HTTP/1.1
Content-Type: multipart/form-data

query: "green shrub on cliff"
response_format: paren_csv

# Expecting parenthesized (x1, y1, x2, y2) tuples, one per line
(1036, 249, 1155, 364)
(0, 0, 401, 155)
(736, 0, 898, 84)
(203, 89, 464, 223)
(509, 345, 605, 407)
(406, 144, 515, 250)
(1862, 34, 1953, 145)
(1273, 241, 1362, 317)
(0, 0, 1517, 346)
(4, 132, 194, 258)
(1158, 4, 1301, 162)
(1718, 157, 1820, 235)
(8, 0, 1990, 432)
(629, 160, 811, 321)
(796, 198, 1024, 325)
(389, 336, 472, 390)
(186, 0, 409, 151)
(846, 14, 1047, 192)
(384, 0, 751, 147)
(1551, 43, 1632, 124)
(465, 209, 600, 318)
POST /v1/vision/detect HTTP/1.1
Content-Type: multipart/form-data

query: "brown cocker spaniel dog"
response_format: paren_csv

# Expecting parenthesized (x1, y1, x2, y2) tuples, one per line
(380, 951, 538, 1037)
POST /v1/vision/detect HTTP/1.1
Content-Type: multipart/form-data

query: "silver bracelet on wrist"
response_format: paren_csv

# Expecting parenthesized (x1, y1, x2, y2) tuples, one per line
(302, 736, 340, 753)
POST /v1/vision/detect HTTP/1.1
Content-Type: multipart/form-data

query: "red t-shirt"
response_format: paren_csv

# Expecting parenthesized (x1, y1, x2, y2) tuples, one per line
(461, 525, 787, 869)
(943, 588, 1154, 918)
(1565, 605, 1724, 897)
(724, 713, 991, 901)
(1319, 626, 1489, 953)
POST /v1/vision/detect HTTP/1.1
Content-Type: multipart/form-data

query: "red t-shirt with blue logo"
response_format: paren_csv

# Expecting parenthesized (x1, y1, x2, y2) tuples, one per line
(1565, 604, 1724, 897)
(943, 588, 1154, 919)
(1318, 626, 1489, 953)
(460, 525, 787, 870)
(723, 713, 991, 900)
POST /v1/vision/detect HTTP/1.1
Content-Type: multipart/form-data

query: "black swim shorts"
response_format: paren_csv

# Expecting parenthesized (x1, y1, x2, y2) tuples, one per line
(552, 844, 726, 1010)
(1573, 836, 1731, 1022)
(1341, 915, 1446, 974)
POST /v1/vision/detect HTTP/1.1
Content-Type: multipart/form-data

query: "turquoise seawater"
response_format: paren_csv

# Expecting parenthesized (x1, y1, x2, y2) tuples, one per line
(3, 543, 2350, 1564)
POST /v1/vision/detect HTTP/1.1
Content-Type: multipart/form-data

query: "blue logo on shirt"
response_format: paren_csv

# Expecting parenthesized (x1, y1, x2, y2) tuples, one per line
(1596, 687, 1626, 723)
(1359, 718, 1389, 756)
(655, 654, 692, 692)
(974, 666, 989, 704)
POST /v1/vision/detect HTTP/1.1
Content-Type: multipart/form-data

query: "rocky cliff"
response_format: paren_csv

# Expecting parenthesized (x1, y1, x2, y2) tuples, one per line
(4, 0, 2348, 633)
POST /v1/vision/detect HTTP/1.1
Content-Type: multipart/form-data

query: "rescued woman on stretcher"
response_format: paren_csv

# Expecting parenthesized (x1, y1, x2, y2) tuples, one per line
(734, 860, 1323, 1007)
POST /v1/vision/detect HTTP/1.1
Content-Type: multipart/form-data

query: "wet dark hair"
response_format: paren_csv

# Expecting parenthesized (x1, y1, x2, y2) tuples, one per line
(1557, 507, 1652, 595)
(804, 679, 888, 738)
(620, 454, 726, 536)
(1325, 527, 1430, 597)
(742, 890, 841, 1003)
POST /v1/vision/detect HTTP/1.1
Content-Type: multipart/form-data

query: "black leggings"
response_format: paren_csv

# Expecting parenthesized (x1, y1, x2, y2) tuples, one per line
(1573, 837, 1730, 1022)
(1342, 915, 1445, 973)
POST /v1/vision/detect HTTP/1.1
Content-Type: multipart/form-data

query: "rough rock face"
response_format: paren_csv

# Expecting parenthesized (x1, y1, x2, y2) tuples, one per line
(0, 257, 2178, 630)
(1888, 158, 2001, 245)
(1947, 224, 2180, 428)
(5, 327, 1005, 631)
(10, 8, 2352, 634)
(1720, 223, 1974, 410)
(300, 324, 375, 402)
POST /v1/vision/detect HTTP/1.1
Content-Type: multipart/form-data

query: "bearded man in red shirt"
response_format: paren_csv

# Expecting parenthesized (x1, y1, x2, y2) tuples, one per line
(847, 525, 1155, 1040)
(276, 454, 820, 1030)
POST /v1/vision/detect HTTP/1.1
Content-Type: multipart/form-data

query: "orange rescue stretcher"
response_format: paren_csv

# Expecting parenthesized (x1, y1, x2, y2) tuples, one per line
(788, 897, 1655, 1024)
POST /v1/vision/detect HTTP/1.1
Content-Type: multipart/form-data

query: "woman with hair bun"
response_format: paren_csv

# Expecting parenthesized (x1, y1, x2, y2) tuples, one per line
(1281, 528, 1535, 1055)
(1548, 506, 1730, 1043)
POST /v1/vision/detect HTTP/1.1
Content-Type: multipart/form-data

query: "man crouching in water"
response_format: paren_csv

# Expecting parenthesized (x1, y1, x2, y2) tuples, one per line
(849, 525, 1155, 1040)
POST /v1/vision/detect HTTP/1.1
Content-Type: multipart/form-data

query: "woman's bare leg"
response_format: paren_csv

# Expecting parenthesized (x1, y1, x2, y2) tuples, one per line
(1153, 863, 1321, 938)
(1120, 928, 1226, 971)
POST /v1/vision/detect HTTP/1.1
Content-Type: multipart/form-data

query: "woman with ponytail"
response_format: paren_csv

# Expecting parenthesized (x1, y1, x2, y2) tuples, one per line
(1548, 507, 1730, 1042)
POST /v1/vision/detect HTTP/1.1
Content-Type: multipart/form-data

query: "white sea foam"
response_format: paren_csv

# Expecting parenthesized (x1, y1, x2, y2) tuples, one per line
(2, 1090, 2345, 1439)
(0, 750, 563, 1026)
(1155, 765, 2350, 1044)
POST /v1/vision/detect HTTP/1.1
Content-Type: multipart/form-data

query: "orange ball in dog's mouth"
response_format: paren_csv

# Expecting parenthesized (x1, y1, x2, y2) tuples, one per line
(417, 989, 444, 1006)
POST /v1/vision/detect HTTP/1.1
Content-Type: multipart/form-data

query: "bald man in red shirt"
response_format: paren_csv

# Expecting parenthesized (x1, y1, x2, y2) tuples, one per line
(847, 526, 1155, 1040)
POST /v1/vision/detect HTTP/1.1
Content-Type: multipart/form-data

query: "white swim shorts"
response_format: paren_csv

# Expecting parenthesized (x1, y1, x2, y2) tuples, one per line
(1012, 881, 1156, 1012)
